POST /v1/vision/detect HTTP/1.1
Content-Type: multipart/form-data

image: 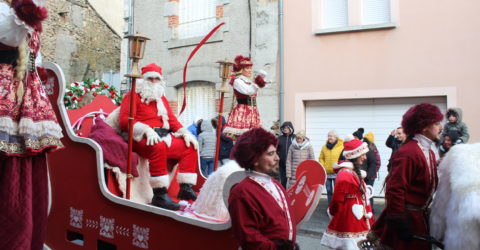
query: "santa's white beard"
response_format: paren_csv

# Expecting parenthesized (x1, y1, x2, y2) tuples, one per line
(136, 79, 166, 104)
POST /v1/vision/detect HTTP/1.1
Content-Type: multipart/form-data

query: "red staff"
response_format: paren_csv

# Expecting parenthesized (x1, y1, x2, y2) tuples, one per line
(213, 60, 233, 171)
(124, 33, 149, 199)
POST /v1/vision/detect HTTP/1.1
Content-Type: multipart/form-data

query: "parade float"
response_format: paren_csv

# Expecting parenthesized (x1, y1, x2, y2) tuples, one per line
(41, 31, 326, 250)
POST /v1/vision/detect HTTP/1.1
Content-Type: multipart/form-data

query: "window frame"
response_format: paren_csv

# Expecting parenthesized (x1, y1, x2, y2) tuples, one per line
(312, 0, 398, 35)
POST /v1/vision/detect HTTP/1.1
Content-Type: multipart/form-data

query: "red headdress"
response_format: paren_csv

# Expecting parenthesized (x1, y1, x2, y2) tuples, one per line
(12, 0, 48, 32)
(342, 134, 369, 160)
(401, 103, 443, 136)
(231, 128, 278, 170)
(232, 55, 253, 73)
(141, 63, 163, 80)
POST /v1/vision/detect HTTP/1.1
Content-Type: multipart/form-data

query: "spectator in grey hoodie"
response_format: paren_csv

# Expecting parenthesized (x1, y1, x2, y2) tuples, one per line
(442, 107, 470, 144)
(199, 118, 217, 177)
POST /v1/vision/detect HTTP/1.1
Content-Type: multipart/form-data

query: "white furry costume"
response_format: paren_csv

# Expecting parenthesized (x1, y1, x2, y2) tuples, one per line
(430, 143, 480, 250)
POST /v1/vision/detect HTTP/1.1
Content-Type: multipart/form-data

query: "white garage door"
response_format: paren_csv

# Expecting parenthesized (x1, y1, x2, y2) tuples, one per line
(305, 96, 447, 196)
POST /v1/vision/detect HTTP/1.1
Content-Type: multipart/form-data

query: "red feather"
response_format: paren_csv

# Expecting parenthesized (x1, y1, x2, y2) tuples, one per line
(13, 0, 48, 32)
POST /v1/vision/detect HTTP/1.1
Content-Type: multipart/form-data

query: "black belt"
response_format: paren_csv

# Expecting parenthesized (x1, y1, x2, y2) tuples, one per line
(405, 203, 427, 211)
(237, 98, 256, 106)
(0, 49, 19, 65)
(153, 127, 171, 137)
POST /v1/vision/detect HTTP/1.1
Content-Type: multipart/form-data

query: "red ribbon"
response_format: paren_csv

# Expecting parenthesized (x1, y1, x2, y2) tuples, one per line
(179, 22, 225, 115)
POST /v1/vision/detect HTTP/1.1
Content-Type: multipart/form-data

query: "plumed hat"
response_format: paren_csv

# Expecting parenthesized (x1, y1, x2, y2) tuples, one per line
(352, 128, 365, 140)
(231, 128, 278, 170)
(401, 103, 443, 136)
(343, 134, 369, 160)
(232, 55, 253, 72)
(12, 0, 48, 32)
(141, 63, 163, 80)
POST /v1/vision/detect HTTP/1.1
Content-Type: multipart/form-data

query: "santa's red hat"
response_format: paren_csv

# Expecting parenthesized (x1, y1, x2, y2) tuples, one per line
(232, 55, 253, 72)
(401, 103, 443, 136)
(342, 134, 369, 160)
(231, 128, 278, 170)
(141, 63, 163, 80)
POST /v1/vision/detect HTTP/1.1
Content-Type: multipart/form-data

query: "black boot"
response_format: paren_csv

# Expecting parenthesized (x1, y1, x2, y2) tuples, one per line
(177, 184, 197, 201)
(151, 188, 180, 210)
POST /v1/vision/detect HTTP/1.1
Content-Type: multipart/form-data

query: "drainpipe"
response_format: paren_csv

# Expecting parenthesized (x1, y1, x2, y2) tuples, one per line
(278, 0, 284, 124)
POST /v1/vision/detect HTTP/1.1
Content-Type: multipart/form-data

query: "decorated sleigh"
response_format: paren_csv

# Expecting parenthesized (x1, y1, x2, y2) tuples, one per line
(43, 62, 326, 249)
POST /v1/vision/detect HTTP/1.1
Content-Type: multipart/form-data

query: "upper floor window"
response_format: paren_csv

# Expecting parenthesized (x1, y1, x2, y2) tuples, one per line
(178, 0, 217, 40)
(314, 0, 395, 33)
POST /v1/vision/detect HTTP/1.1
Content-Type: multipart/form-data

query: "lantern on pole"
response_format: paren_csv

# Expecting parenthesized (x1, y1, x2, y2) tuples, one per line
(125, 33, 149, 199)
(213, 59, 233, 171)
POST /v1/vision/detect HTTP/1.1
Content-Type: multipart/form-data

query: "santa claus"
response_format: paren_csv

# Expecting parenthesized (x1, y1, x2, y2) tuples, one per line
(119, 63, 199, 210)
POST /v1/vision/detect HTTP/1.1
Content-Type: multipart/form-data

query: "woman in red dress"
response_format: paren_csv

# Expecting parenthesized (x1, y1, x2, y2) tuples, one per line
(0, 0, 63, 249)
(321, 135, 374, 250)
(223, 55, 266, 140)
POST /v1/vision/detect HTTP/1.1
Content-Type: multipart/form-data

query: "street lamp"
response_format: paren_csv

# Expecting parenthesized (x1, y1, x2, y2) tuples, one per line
(125, 33, 149, 199)
(213, 59, 233, 171)
(125, 33, 150, 78)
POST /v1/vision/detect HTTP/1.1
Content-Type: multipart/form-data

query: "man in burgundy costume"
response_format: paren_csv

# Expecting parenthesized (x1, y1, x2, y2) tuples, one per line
(367, 103, 444, 250)
(228, 128, 298, 250)
(119, 63, 199, 210)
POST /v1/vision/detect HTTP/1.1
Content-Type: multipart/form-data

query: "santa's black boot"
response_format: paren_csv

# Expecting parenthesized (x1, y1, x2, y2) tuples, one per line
(177, 184, 197, 201)
(151, 188, 180, 210)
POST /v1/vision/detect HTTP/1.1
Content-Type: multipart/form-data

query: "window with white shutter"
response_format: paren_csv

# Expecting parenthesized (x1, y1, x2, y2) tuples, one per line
(323, 0, 348, 29)
(363, 0, 391, 25)
(177, 82, 216, 127)
(314, 0, 395, 34)
(178, 0, 217, 40)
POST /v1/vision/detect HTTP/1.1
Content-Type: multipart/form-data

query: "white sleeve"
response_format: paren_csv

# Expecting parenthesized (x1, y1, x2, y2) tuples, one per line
(0, 2, 33, 47)
(233, 78, 259, 95)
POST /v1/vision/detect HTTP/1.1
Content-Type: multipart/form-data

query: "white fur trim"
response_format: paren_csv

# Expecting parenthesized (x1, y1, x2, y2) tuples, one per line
(343, 142, 369, 160)
(18, 117, 63, 138)
(150, 175, 170, 188)
(143, 71, 163, 80)
(344, 134, 355, 142)
(177, 172, 197, 185)
(156, 99, 169, 130)
(321, 229, 368, 250)
(190, 160, 242, 221)
(360, 170, 367, 179)
(430, 143, 480, 250)
(333, 161, 354, 169)
(0, 116, 18, 135)
(132, 122, 150, 142)
(105, 107, 121, 133)
(173, 127, 189, 137)
(365, 212, 373, 219)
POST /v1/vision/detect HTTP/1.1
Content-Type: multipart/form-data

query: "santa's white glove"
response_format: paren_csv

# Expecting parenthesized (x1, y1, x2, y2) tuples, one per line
(183, 133, 199, 150)
(145, 128, 161, 146)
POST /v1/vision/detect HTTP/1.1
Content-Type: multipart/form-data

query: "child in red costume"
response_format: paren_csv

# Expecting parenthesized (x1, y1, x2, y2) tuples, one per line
(321, 135, 374, 250)
(119, 63, 199, 210)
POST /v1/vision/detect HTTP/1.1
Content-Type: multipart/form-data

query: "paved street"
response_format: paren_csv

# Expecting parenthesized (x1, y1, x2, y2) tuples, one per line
(296, 195, 386, 249)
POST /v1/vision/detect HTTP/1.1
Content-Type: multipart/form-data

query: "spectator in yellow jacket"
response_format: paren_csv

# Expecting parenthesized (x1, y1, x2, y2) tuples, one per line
(319, 130, 344, 204)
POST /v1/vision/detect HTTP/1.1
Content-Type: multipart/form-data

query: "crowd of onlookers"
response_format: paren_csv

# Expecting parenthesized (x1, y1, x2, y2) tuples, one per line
(191, 107, 470, 186)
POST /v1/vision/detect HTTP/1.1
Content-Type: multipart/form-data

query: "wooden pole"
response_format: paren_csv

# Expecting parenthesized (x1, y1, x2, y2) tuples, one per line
(126, 77, 137, 199)
(213, 92, 225, 171)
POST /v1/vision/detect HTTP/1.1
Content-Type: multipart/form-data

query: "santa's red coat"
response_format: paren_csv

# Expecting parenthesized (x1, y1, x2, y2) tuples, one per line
(119, 91, 197, 177)
(370, 139, 438, 250)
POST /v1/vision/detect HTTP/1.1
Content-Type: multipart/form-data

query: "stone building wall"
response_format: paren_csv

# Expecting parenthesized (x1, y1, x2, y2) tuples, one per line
(41, 0, 122, 84)
(132, 0, 279, 129)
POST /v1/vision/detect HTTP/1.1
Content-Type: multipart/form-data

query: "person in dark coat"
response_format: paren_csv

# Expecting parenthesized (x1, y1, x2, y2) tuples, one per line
(385, 127, 406, 171)
(442, 107, 470, 144)
(277, 121, 296, 188)
(211, 117, 234, 166)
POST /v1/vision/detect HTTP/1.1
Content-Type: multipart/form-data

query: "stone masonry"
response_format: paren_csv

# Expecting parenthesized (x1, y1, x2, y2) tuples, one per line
(41, 0, 121, 84)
